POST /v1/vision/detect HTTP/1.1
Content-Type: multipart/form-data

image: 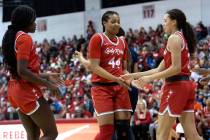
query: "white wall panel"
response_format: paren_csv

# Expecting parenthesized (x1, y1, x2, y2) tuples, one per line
(0, 0, 209, 43)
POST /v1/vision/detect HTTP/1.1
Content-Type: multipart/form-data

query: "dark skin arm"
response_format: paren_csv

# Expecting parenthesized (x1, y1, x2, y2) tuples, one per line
(39, 73, 64, 85)
(39, 73, 49, 80)
(17, 59, 60, 95)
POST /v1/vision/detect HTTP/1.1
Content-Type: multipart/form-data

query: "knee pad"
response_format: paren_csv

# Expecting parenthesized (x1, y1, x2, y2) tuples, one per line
(115, 120, 133, 140)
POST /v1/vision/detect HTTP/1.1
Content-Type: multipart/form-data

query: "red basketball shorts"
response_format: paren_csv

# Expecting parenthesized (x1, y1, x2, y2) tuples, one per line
(91, 85, 132, 116)
(8, 80, 43, 115)
(159, 81, 195, 117)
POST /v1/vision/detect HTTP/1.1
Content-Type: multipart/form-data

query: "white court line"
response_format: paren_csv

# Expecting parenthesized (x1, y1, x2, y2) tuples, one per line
(56, 124, 90, 140)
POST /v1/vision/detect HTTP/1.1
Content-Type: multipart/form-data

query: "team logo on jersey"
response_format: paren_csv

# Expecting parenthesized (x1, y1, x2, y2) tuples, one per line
(105, 48, 124, 55)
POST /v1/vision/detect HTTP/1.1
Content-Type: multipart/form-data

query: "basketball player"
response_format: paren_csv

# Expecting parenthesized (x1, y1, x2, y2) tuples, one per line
(2, 5, 63, 140)
(122, 9, 203, 140)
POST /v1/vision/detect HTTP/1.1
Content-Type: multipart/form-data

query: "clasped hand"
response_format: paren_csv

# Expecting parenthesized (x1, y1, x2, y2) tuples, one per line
(46, 73, 65, 97)
(119, 74, 152, 89)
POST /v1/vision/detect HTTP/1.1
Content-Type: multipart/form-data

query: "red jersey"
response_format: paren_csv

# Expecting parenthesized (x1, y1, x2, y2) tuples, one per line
(163, 31, 190, 76)
(7, 31, 42, 114)
(15, 31, 40, 74)
(88, 33, 128, 83)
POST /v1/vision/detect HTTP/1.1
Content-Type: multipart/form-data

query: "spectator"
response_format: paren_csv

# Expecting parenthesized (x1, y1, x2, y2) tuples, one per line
(134, 99, 151, 140)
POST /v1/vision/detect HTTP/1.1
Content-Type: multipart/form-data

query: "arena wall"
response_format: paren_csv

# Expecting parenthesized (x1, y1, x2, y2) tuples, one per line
(0, 0, 209, 43)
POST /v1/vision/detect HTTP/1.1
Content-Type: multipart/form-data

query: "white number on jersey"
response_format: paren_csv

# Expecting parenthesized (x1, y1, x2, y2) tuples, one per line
(108, 57, 121, 68)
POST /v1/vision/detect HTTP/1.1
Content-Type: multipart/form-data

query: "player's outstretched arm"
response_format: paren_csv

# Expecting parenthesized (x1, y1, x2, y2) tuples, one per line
(74, 51, 91, 70)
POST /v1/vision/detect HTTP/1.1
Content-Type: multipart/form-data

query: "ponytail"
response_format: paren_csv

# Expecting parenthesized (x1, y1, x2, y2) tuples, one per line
(166, 9, 196, 56)
(182, 22, 196, 55)
(2, 27, 18, 78)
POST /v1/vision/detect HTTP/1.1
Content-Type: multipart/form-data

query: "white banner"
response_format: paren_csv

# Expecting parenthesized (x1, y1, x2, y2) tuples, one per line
(0, 124, 27, 140)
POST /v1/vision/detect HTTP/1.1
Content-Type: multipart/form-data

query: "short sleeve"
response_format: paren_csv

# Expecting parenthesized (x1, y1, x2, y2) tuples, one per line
(88, 33, 102, 59)
(16, 34, 33, 61)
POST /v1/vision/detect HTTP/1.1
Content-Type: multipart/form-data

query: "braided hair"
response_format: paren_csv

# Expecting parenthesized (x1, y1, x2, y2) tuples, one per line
(166, 9, 196, 55)
(2, 5, 36, 78)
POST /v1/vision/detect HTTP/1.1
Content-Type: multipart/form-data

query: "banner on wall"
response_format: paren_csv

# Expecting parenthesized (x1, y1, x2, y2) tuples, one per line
(143, 5, 155, 19)
(0, 119, 98, 140)
(37, 19, 47, 32)
(0, 124, 27, 140)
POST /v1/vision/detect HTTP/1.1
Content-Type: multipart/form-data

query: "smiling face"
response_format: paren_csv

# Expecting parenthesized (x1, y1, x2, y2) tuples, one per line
(103, 14, 120, 35)
(162, 14, 177, 34)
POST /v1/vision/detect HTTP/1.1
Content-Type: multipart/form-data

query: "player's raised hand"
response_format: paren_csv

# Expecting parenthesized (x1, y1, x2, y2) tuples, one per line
(115, 77, 130, 89)
(130, 80, 142, 89)
(120, 74, 134, 86)
(132, 76, 152, 89)
(48, 73, 64, 86)
(74, 51, 91, 71)
(45, 81, 61, 97)
(74, 51, 83, 61)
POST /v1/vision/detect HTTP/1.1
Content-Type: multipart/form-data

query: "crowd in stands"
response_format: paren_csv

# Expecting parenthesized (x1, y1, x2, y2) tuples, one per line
(0, 20, 210, 139)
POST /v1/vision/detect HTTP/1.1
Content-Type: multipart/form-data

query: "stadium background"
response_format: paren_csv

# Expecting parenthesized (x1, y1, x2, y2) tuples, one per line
(0, 0, 210, 140)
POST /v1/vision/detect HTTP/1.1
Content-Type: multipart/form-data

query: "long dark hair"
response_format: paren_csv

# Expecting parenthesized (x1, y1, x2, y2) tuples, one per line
(101, 11, 119, 32)
(2, 5, 36, 78)
(167, 9, 196, 55)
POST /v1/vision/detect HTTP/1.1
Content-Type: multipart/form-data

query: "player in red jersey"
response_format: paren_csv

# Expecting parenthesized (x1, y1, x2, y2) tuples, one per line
(2, 5, 63, 140)
(122, 9, 203, 140)
(75, 11, 132, 140)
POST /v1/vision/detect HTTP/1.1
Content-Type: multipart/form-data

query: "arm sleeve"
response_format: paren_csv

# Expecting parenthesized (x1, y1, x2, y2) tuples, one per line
(16, 34, 33, 61)
(88, 33, 102, 59)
